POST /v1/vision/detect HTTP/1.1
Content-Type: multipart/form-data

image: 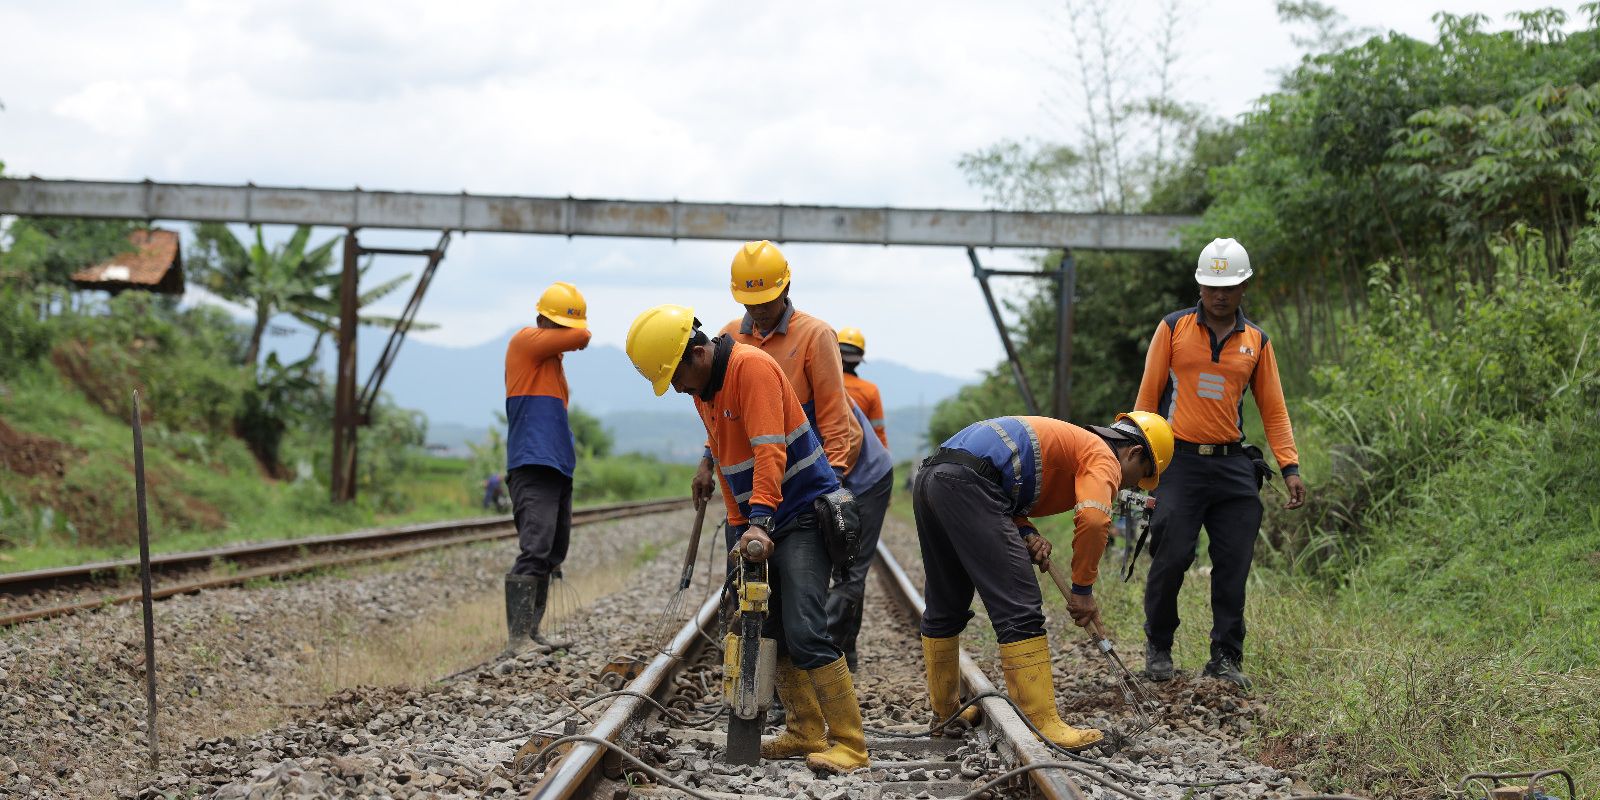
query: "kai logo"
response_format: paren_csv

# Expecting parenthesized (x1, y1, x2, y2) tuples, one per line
(1239, 344, 1255, 356)
(1209, 257, 1229, 273)
(745, 278, 765, 288)
(722, 409, 735, 418)
(566, 307, 581, 316)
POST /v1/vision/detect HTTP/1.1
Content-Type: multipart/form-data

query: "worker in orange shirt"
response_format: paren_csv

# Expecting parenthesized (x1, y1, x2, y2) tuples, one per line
(690, 241, 894, 672)
(626, 304, 869, 774)
(915, 412, 1172, 750)
(502, 282, 591, 651)
(1134, 238, 1308, 689)
(837, 327, 887, 448)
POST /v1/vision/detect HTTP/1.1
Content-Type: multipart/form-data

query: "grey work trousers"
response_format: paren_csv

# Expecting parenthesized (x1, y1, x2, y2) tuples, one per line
(507, 464, 572, 577)
(740, 512, 841, 670)
(912, 462, 1045, 644)
(825, 470, 893, 669)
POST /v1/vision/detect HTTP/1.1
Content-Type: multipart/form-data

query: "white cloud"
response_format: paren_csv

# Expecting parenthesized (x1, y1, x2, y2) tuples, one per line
(1, 0, 1585, 383)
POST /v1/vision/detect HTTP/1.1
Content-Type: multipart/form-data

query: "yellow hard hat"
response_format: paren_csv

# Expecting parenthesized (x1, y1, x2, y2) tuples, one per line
(1114, 411, 1174, 491)
(837, 326, 866, 352)
(730, 240, 791, 304)
(625, 304, 696, 396)
(536, 281, 588, 329)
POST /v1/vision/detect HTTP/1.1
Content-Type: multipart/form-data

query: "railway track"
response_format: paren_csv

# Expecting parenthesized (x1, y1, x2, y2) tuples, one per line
(521, 540, 1095, 800)
(0, 496, 690, 627)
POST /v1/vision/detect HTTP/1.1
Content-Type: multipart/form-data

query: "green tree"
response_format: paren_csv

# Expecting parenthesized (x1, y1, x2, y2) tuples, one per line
(188, 223, 340, 373)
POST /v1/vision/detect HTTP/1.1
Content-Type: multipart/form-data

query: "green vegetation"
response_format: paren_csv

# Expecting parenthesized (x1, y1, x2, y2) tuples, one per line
(0, 204, 696, 572)
(934, 4, 1600, 796)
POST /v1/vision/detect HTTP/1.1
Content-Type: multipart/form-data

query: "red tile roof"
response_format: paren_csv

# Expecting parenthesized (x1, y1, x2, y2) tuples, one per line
(71, 228, 185, 294)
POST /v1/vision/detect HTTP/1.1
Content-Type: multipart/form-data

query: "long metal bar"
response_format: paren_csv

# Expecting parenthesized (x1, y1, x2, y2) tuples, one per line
(0, 497, 689, 596)
(1052, 250, 1076, 420)
(331, 231, 361, 502)
(359, 231, 451, 418)
(968, 247, 1041, 415)
(131, 391, 160, 769)
(0, 178, 1194, 251)
(873, 541, 1086, 800)
(529, 586, 722, 800)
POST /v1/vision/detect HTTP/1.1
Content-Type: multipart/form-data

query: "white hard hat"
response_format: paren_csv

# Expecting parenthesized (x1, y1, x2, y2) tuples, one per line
(1195, 238, 1253, 287)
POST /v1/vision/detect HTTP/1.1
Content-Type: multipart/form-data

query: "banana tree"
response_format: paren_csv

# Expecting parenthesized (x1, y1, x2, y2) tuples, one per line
(189, 223, 339, 375)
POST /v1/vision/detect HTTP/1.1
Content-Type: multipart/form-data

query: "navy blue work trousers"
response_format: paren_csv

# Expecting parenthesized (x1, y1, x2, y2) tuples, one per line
(508, 465, 572, 577)
(912, 462, 1045, 645)
(1142, 450, 1262, 661)
(825, 470, 893, 669)
(729, 513, 841, 670)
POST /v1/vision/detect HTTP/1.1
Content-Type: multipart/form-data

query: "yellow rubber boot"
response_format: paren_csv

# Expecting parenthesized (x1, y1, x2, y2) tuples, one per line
(804, 656, 870, 774)
(761, 658, 827, 759)
(998, 636, 1103, 751)
(921, 635, 980, 735)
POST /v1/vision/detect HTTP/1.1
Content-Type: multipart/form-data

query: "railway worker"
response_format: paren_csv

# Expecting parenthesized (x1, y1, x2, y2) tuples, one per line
(626, 304, 870, 774)
(502, 282, 591, 652)
(689, 241, 895, 672)
(837, 327, 888, 449)
(1134, 237, 1307, 689)
(914, 412, 1173, 750)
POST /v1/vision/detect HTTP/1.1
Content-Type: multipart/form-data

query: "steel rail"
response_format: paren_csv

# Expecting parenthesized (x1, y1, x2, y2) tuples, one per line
(530, 587, 723, 800)
(0, 497, 691, 627)
(873, 540, 1089, 800)
(0, 497, 688, 595)
(527, 537, 1088, 800)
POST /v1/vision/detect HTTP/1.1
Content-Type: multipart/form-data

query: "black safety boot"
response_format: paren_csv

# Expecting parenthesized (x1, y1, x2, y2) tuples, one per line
(1202, 653, 1253, 690)
(503, 574, 538, 655)
(530, 574, 573, 650)
(1144, 644, 1175, 682)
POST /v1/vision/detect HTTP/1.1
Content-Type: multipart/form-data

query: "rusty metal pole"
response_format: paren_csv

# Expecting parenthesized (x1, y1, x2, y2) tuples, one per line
(968, 247, 1042, 416)
(131, 390, 159, 769)
(332, 231, 361, 502)
(1053, 249, 1076, 420)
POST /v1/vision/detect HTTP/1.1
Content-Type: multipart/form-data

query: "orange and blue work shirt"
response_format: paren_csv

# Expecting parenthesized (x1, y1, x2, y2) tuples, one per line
(504, 325, 592, 477)
(1134, 304, 1299, 474)
(843, 372, 888, 448)
(697, 343, 839, 529)
(939, 416, 1121, 588)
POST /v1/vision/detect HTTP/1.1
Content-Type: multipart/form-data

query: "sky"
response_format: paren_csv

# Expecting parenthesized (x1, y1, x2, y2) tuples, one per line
(0, 0, 1582, 378)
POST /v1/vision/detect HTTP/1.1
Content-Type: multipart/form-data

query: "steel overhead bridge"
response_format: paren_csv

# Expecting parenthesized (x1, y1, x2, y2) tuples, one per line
(0, 177, 1194, 251)
(0, 176, 1198, 501)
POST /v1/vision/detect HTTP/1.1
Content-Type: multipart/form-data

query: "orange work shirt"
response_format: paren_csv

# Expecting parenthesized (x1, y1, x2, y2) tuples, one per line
(720, 303, 863, 475)
(842, 372, 887, 448)
(1134, 304, 1299, 473)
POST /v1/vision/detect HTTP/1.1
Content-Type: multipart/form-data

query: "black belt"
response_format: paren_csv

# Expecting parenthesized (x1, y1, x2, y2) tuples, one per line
(1174, 439, 1244, 457)
(922, 448, 1005, 488)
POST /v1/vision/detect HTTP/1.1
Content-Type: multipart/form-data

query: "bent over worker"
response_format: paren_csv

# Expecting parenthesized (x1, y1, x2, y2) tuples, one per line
(503, 282, 591, 651)
(626, 304, 869, 774)
(691, 241, 895, 672)
(914, 413, 1173, 751)
(1134, 237, 1308, 689)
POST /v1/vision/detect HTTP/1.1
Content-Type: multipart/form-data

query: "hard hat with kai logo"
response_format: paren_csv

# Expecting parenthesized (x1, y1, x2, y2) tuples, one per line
(625, 304, 697, 396)
(730, 240, 791, 304)
(536, 281, 588, 328)
(1195, 238, 1253, 287)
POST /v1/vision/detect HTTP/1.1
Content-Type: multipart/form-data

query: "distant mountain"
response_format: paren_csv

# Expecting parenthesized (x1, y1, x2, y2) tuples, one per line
(301, 326, 968, 457)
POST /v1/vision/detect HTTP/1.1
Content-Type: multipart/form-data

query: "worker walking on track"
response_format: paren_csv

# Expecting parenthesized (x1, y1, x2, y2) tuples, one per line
(1134, 237, 1308, 689)
(626, 304, 870, 774)
(837, 327, 888, 449)
(914, 413, 1172, 750)
(691, 241, 895, 672)
(502, 282, 591, 652)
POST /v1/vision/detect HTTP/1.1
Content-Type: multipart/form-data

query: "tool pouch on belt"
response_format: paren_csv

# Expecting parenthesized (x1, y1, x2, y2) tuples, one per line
(1242, 444, 1276, 490)
(813, 488, 861, 570)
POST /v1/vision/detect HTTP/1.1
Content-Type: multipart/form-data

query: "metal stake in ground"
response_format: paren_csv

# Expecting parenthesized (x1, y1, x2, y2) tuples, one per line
(132, 390, 160, 769)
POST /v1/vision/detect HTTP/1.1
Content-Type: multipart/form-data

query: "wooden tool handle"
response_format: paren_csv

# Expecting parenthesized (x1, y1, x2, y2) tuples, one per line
(681, 500, 709, 572)
(1044, 558, 1111, 641)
